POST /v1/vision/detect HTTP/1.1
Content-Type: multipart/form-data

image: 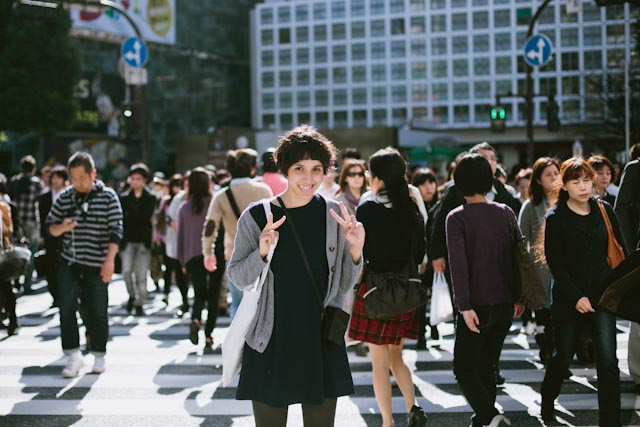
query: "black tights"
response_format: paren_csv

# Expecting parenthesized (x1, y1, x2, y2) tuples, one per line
(252, 399, 337, 427)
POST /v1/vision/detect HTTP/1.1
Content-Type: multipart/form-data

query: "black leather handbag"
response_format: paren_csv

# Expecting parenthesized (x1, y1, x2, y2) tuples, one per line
(363, 235, 427, 320)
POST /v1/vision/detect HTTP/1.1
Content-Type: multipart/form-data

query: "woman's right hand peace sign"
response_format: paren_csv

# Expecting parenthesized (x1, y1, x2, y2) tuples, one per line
(259, 212, 286, 259)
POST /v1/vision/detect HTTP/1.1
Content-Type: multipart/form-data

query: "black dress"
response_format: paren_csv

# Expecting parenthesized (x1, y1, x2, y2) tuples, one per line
(236, 195, 354, 407)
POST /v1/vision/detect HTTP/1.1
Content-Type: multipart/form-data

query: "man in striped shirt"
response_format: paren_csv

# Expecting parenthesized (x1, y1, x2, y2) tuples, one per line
(46, 152, 123, 378)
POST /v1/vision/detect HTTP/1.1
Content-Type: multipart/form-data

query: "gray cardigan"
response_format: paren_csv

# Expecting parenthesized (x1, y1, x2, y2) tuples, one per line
(227, 197, 363, 353)
(518, 199, 552, 291)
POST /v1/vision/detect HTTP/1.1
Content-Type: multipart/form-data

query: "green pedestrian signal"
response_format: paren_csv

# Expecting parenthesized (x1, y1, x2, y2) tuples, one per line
(490, 106, 506, 132)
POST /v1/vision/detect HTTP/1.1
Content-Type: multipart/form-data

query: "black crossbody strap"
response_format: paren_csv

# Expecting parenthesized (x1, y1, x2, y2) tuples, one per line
(277, 197, 326, 311)
(225, 187, 242, 220)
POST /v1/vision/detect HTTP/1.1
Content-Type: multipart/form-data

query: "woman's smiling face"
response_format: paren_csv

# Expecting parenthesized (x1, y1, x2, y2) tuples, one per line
(286, 159, 325, 202)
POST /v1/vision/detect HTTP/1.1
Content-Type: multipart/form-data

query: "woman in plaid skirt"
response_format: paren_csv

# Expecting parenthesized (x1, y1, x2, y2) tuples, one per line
(348, 147, 428, 427)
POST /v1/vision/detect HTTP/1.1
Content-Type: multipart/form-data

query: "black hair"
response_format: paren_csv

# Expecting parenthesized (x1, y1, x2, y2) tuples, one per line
(454, 154, 494, 197)
(187, 167, 211, 214)
(529, 157, 560, 206)
(261, 148, 279, 173)
(369, 147, 419, 234)
(411, 168, 438, 187)
(630, 143, 640, 161)
(129, 162, 150, 180)
(469, 142, 496, 155)
(50, 165, 69, 184)
(226, 149, 256, 179)
(274, 124, 337, 176)
(587, 154, 616, 183)
(341, 147, 362, 161)
(20, 155, 36, 174)
(68, 152, 95, 174)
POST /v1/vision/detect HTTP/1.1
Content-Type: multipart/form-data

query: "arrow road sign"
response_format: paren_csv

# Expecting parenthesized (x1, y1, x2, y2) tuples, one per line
(523, 34, 553, 67)
(121, 37, 148, 68)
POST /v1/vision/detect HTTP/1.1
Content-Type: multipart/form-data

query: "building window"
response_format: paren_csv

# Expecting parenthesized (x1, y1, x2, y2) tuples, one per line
(280, 92, 292, 108)
(561, 52, 579, 71)
(431, 15, 447, 32)
(333, 67, 347, 83)
(473, 11, 488, 29)
(371, 0, 385, 15)
(261, 29, 274, 46)
(454, 105, 470, 123)
(432, 37, 447, 55)
(333, 89, 347, 106)
(390, 0, 404, 13)
(280, 113, 293, 129)
(262, 93, 275, 109)
(353, 87, 367, 105)
(392, 108, 408, 125)
(332, 45, 347, 62)
(278, 49, 291, 66)
(453, 59, 468, 77)
(411, 62, 427, 79)
(584, 50, 602, 70)
(297, 91, 310, 108)
(279, 71, 292, 87)
(431, 0, 446, 9)
(371, 42, 386, 59)
(432, 106, 448, 124)
(262, 72, 274, 88)
(331, 1, 346, 19)
(412, 84, 427, 102)
(332, 23, 346, 40)
(452, 36, 468, 54)
(391, 18, 405, 35)
(351, 0, 365, 17)
(413, 106, 428, 119)
(372, 86, 387, 104)
(453, 82, 469, 100)
(495, 33, 511, 51)
(260, 8, 273, 25)
(452, 0, 467, 7)
(298, 112, 311, 124)
(373, 109, 387, 126)
(314, 25, 327, 41)
(585, 99, 604, 120)
(539, 6, 554, 24)
(391, 63, 406, 80)
(315, 46, 328, 63)
(410, 17, 425, 34)
(391, 40, 406, 58)
(432, 60, 447, 78)
(583, 3, 602, 21)
(561, 28, 579, 47)
(315, 90, 328, 106)
(562, 76, 580, 95)
(316, 112, 329, 128)
(474, 104, 490, 122)
(494, 10, 510, 28)
(562, 100, 580, 120)
(315, 68, 328, 85)
(261, 50, 274, 67)
(353, 66, 367, 82)
(432, 83, 448, 101)
(296, 27, 309, 43)
(539, 77, 558, 95)
(297, 70, 310, 86)
(392, 86, 407, 102)
(473, 0, 488, 5)
(352, 43, 366, 60)
(278, 28, 291, 44)
(371, 20, 385, 37)
(313, 3, 327, 19)
(278, 6, 291, 23)
(353, 110, 367, 127)
(372, 64, 386, 81)
(474, 81, 490, 99)
(452, 13, 467, 31)
(474, 57, 489, 75)
(263, 114, 275, 128)
(495, 57, 511, 74)
(410, 0, 425, 11)
(295, 4, 308, 21)
(473, 34, 489, 52)
(496, 80, 511, 95)
(607, 25, 625, 44)
(411, 39, 427, 57)
(584, 26, 602, 46)
(352, 21, 366, 39)
(296, 48, 309, 65)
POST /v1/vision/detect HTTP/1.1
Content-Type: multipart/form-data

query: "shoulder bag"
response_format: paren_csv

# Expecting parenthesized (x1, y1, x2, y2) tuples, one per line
(221, 199, 276, 387)
(0, 206, 32, 283)
(277, 197, 350, 346)
(597, 199, 625, 270)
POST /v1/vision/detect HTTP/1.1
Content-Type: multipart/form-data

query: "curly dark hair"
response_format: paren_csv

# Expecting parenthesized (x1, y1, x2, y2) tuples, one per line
(273, 125, 337, 176)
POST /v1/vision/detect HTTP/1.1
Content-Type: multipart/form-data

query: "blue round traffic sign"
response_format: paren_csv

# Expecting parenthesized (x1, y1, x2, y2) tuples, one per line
(523, 34, 553, 67)
(121, 37, 148, 68)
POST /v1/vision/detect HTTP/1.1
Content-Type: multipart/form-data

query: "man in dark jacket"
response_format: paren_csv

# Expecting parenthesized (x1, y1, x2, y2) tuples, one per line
(119, 163, 156, 316)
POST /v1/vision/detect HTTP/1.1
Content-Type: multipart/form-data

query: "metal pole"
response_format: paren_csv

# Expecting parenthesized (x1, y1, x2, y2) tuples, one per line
(525, 0, 553, 166)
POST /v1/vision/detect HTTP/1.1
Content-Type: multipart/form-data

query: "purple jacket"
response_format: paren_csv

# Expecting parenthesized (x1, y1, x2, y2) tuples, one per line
(177, 195, 211, 265)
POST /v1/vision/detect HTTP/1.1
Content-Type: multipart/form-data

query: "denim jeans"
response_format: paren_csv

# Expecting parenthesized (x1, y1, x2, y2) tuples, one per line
(121, 242, 150, 307)
(186, 256, 222, 338)
(58, 261, 109, 353)
(453, 303, 513, 427)
(541, 309, 620, 427)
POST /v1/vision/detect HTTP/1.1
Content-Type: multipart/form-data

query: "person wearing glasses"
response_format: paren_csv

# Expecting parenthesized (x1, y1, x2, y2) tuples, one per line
(334, 159, 368, 216)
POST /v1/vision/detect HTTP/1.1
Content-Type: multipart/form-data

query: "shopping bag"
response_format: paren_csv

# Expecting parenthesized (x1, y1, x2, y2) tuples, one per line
(430, 272, 454, 325)
(221, 200, 276, 387)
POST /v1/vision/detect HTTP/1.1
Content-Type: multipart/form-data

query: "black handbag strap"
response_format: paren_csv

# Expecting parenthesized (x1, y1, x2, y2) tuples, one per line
(276, 197, 326, 312)
(225, 187, 242, 220)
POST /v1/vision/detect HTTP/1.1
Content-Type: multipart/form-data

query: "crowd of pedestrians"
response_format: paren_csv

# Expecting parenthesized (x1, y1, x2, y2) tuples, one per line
(0, 130, 639, 427)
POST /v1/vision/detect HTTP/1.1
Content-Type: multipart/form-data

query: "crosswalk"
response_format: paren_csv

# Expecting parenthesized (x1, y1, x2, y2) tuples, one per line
(1, 277, 639, 426)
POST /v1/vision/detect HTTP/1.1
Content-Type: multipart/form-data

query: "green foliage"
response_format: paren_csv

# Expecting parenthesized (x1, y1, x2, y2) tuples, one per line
(0, 2, 82, 135)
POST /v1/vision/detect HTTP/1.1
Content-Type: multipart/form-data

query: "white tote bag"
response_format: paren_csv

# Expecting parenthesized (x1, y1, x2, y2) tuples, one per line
(222, 200, 277, 387)
(430, 272, 454, 325)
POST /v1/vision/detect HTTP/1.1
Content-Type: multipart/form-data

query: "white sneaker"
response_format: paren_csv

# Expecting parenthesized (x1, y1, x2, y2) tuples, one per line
(92, 355, 106, 374)
(484, 414, 512, 427)
(61, 352, 84, 378)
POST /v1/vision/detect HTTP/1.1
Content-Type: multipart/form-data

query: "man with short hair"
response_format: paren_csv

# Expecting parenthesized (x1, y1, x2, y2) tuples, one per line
(8, 155, 45, 294)
(119, 163, 156, 316)
(47, 152, 123, 378)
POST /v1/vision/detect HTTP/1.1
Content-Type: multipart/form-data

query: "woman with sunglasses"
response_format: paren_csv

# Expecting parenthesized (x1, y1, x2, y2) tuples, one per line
(334, 159, 368, 216)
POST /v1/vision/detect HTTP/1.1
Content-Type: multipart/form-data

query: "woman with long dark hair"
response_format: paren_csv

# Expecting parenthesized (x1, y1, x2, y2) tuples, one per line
(177, 168, 218, 348)
(334, 159, 367, 216)
(517, 157, 560, 362)
(539, 158, 628, 426)
(349, 147, 428, 427)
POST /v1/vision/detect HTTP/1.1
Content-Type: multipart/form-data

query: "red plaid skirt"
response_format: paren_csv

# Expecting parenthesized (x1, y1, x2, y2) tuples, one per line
(348, 282, 419, 345)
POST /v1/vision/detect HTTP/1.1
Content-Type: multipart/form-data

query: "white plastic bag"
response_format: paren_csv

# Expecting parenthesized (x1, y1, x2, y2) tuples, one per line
(430, 272, 454, 325)
(222, 200, 277, 387)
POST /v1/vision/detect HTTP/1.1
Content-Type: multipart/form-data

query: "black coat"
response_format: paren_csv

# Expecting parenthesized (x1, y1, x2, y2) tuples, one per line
(119, 187, 156, 248)
(544, 198, 629, 317)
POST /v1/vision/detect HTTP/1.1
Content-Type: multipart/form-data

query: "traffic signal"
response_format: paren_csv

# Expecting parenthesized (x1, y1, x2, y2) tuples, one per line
(490, 105, 506, 132)
(546, 95, 560, 132)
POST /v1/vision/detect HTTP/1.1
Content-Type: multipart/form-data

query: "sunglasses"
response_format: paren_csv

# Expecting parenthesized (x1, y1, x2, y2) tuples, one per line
(347, 172, 365, 178)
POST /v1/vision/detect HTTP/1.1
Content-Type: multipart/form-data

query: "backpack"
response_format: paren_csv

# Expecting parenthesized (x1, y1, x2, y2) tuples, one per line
(8, 175, 32, 197)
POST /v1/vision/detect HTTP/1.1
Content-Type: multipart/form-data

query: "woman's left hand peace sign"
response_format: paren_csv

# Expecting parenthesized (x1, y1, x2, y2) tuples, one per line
(330, 202, 365, 262)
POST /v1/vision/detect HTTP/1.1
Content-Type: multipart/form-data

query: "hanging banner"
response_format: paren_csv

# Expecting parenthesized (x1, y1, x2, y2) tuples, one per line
(71, 0, 175, 45)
